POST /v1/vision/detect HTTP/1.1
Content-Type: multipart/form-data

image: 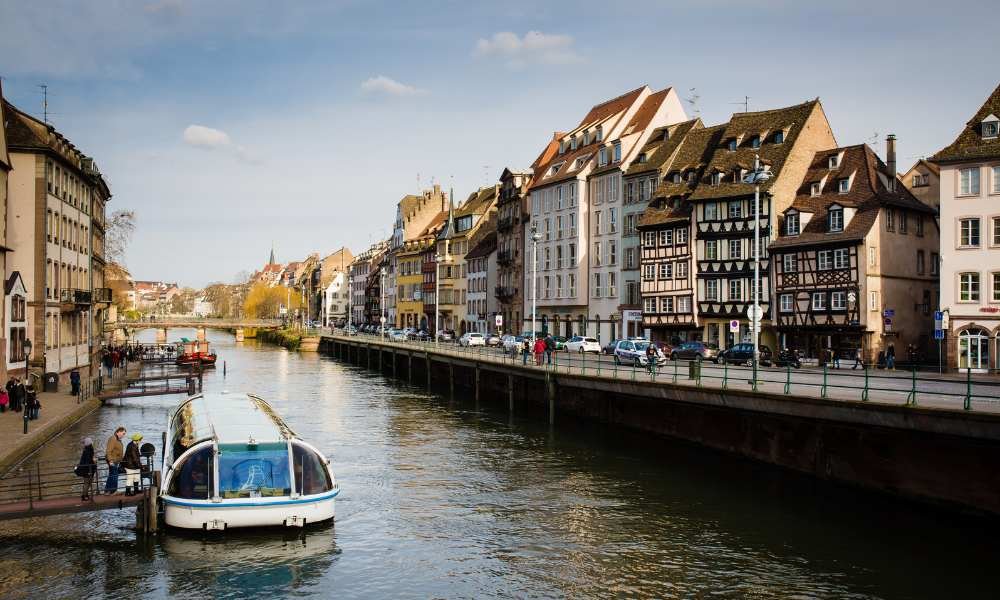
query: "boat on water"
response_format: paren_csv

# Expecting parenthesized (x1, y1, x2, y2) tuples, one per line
(160, 392, 339, 530)
(175, 338, 218, 367)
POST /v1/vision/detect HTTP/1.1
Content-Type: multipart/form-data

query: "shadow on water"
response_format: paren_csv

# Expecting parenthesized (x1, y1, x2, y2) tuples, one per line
(0, 329, 997, 599)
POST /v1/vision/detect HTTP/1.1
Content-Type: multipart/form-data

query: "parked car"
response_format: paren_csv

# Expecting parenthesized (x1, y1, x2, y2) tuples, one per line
(459, 332, 486, 347)
(654, 341, 673, 355)
(603, 339, 620, 355)
(551, 335, 567, 351)
(614, 340, 668, 367)
(718, 343, 772, 366)
(502, 335, 525, 355)
(485, 333, 502, 347)
(389, 329, 408, 342)
(436, 329, 455, 342)
(670, 341, 720, 362)
(773, 348, 802, 368)
(565, 336, 601, 354)
(412, 329, 432, 342)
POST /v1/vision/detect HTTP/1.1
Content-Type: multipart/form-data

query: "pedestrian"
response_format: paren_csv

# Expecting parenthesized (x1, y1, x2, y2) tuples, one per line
(830, 346, 840, 369)
(532, 337, 545, 366)
(522, 339, 530, 366)
(123, 433, 144, 496)
(103, 352, 113, 378)
(852, 347, 863, 370)
(75, 437, 97, 501)
(4, 377, 14, 412)
(104, 426, 126, 495)
(886, 343, 896, 371)
(70, 369, 81, 396)
(645, 342, 658, 373)
(25, 382, 38, 419)
(544, 335, 555, 365)
(0, 387, 7, 413)
(10, 378, 23, 412)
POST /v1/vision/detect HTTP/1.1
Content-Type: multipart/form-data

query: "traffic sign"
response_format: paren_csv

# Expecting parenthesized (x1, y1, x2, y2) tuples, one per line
(883, 317, 892, 325)
(934, 311, 944, 321)
(934, 329, 945, 340)
(883, 309, 895, 318)
(746, 305, 763, 322)
(495, 314, 503, 327)
(729, 319, 740, 333)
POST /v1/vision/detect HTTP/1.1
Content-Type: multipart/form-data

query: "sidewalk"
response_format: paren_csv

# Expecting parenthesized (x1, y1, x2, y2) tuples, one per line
(0, 363, 140, 475)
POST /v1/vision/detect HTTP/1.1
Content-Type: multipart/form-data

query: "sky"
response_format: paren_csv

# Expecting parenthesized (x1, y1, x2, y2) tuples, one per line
(1, 0, 997, 287)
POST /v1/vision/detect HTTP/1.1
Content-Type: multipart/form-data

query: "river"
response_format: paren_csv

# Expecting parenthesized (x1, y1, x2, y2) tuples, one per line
(0, 329, 994, 599)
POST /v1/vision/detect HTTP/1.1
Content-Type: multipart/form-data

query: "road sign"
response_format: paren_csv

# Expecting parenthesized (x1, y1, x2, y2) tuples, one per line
(623, 309, 643, 322)
(883, 309, 895, 318)
(746, 305, 763, 322)
(495, 314, 503, 328)
(883, 317, 892, 325)
(934, 329, 945, 340)
(729, 319, 740, 333)
(934, 310, 944, 321)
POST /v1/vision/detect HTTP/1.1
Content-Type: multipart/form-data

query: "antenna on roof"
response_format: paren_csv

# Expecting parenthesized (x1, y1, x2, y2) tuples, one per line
(685, 88, 701, 117)
(37, 84, 48, 124)
(730, 96, 750, 113)
(868, 131, 880, 152)
(482, 165, 490, 186)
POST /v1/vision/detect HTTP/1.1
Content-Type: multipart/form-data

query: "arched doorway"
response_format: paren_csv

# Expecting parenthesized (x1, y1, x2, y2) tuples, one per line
(958, 328, 990, 371)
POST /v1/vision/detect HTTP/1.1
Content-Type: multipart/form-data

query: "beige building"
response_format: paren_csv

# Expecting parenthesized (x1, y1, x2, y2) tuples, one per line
(931, 82, 1000, 371)
(388, 185, 448, 327)
(0, 84, 12, 380)
(435, 186, 497, 334)
(4, 98, 111, 381)
(901, 158, 941, 211)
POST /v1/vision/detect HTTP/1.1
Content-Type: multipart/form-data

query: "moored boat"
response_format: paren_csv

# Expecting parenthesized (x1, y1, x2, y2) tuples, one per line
(175, 338, 218, 367)
(160, 392, 339, 530)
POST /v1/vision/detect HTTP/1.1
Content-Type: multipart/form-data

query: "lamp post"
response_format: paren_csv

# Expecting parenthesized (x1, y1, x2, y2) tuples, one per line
(22, 339, 32, 434)
(530, 222, 541, 342)
(434, 252, 451, 345)
(380, 268, 386, 340)
(347, 268, 353, 335)
(743, 153, 772, 385)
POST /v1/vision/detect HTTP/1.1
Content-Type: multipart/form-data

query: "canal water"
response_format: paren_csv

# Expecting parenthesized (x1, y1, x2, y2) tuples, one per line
(0, 329, 994, 599)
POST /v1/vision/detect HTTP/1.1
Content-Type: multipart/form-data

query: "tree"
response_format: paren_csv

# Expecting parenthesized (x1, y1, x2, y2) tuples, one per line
(243, 282, 302, 319)
(106, 209, 136, 265)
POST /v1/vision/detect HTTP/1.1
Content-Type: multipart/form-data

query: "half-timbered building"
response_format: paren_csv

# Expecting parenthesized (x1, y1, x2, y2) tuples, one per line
(687, 100, 837, 350)
(770, 142, 939, 363)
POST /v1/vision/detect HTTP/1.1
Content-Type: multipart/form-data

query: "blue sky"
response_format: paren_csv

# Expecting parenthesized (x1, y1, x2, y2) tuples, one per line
(2, 0, 997, 287)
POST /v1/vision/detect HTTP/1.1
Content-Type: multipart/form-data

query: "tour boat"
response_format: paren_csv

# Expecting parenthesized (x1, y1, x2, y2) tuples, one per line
(159, 392, 339, 530)
(175, 339, 218, 367)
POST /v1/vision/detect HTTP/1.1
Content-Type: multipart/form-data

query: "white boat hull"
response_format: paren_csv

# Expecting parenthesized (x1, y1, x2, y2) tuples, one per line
(162, 490, 338, 530)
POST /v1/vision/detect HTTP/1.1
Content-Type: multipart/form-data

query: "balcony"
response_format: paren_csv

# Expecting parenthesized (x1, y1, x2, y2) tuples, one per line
(498, 216, 517, 232)
(497, 250, 515, 265)
(93, 287, 112, 304)
(59, 288, 92, 308)
(495, 285, 518, 300)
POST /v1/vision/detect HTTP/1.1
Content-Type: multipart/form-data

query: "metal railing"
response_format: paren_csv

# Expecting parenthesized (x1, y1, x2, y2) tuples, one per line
(328, 332, 1000, 412)
(0, 453, 156, 506)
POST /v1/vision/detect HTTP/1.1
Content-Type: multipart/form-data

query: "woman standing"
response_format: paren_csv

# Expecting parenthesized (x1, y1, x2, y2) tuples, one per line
(75, 438, 97, 501)
(122, 433, 144, 496)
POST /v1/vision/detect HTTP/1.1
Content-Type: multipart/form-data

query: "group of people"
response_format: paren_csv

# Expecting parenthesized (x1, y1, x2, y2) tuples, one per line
(74, 425, 147, 501)
(519, 335, 559, 366)
(0, 377, 39, 418)
(101, 343, 175, 377)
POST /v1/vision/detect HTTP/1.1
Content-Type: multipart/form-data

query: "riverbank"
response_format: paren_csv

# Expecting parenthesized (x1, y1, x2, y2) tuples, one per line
(256, 328, 303, 350)
(0, 363, 139, 475)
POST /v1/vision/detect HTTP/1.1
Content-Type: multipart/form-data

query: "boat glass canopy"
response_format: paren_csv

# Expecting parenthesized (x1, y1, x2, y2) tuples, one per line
(168, 393, 295, 463)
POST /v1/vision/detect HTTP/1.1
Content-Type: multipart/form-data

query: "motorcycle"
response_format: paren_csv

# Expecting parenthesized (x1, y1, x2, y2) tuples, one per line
(773, 348, 802, 369)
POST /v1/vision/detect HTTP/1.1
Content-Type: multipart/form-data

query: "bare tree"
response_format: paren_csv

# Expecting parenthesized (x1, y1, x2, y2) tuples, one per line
(106, 209, 136, 265)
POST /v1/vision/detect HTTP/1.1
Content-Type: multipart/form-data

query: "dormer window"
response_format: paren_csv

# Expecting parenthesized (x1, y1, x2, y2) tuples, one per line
(829, 155, 840, 169)
(774, 131, 784, 144)
(786, 211, 800, 235)
(583, 131, 590, 145)
(838, 178, 850, 194)
(662, 129, 670, 141)
(596, 127, 603, 143)
(810, 182, 821, 197)
(711, 172, 723, 186)
(687, 171, 696, 184)
(559, 141, 566, 155)
(829, 206, 844, 232)
(570, 136, 578, 151)
(613, 141, 622, 163)
(672, 172, 681, 184)
(983, 115, 999, 139)
(750, 136, 761, 149)
(727, 139, 737, 152)
(548, 162, 564, 177)
(637, 153, 647, 164)
(598, 148, 608, 167)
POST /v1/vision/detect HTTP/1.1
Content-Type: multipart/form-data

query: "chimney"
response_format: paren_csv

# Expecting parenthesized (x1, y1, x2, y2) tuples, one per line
(885, 134, 897, 192)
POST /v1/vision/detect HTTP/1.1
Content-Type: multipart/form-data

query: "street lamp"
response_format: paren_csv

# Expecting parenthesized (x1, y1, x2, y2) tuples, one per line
(380, 268, 386, 340)
(743, 153, 772, 387)
(530, 221, 542, 342)
(434, 252, 452, 345)
(22, 339, 32, 434)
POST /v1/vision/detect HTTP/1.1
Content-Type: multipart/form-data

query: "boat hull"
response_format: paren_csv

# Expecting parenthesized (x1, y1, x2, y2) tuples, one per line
(162, 490, 337, 530)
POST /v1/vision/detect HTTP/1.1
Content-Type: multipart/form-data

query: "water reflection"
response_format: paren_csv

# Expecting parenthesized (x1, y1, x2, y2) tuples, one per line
(0, 328, 995, 599)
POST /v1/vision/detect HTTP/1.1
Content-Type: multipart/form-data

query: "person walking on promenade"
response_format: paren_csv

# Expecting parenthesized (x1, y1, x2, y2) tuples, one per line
(852, 347, 864, 370)
(0, 386, 7, 413)
(533, 337, 546, 366)
(104, 426, 126, 495)
(830, 346, 840, 369)
(522, 339, 530, 366)
(544, 335, 555, 365)
(25, 382, 38, 420)
(886, 343, 896, 371)
(70, 369, 81, 396)
(4, 378, 14, 412)
(123, 433, 144, 496)
(645, 342, 658, 374)
(10, 378, 23, 412)
(75, 437, 97, 501)
(103, 351, 113, 378)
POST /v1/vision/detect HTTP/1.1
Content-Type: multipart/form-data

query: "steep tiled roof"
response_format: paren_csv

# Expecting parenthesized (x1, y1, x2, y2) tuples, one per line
(455, 185, 498, 218)
(2, 100, 46, 149)
(465, 231, 497, 260)
(622, 88, 671, 137)
(580, 86, 645, 128)
(637, 197, 693, 228)
(930, 82, 1000, 164)
(770, 144, 935, 249)
(689, 100, 823, 201)
(636, 122, 721, 228)
(625, 118, 702, 178)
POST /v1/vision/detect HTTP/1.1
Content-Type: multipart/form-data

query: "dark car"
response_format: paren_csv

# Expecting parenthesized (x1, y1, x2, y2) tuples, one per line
(670, 341, 720, 362)
(718, 343, 772, 366)
(654, 341, 673, 356)
(603, 339, 621, 355)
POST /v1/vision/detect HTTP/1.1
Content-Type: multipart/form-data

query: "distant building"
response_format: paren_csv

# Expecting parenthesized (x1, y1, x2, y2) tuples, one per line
(465, 231, 497, 334)
(387, 186, 449, 328)
(900, 158, 941, 211)
(0, 83, 10, 380)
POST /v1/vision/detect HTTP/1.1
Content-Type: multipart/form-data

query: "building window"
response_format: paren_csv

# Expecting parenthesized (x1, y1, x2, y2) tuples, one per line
(609, 208, 617, 233)
(774, 131, 784, 144)
(706, 279, 719, 301)
(771, 253, 790, 275)
(838, 178, 850, 194)
(728, 279, 742, 301)
(960, 218, 981, 247)
(829, 155, 839, 168)
(993, 272, 1000, 302)
(598, 147, 608, 167)
(916, 215, 924, 237)
(831, 291, 846, 310)
(643, 231, 655, 247)
(833, 248, 848, 269)
(899, 211, 908, 234)
(750, 136, 760, 149)
(625, 248, 635, 269)
(592, 274, 602, 298)
(593, 242, 602, 266)
(779, 294, 793, 312)
(608, 241, 617, 266)
(812, 292, 827, 310)
(676, 228, 688, 244)
(917, 250, 925, 275)
(869, 290, 879, 311)
(613, 141, 622, 163)
(644, 297, 656, 313)
(711, 172, 723, 186)
(810, 182, 821, 197)
(786, 212, 800, 235)
(984, 120, 999, 139)
(728, 200, 742, 219)
(728, 239, 741, 259)
(659, 263, 673, 279)
(704, 202, 719, 220)
(960, 272, 981, 301)
(569, 243, 576, 265)
(659, 230, 670, 246)
(728, 139, 737, 152)
(959, 167, 980, 195)
(886, 208, 895, 231)
(829, 207, 844, 232)
(660, 297, 674, 312)
(993, 166, 1000, 194)
(677, 296, 691, 313)
(643, 265, 655, 280)
(676, 261, 688, 278)
(930, 252, 939, 276)
(594, 211, 602, 235)
(818, 250, 832, 270)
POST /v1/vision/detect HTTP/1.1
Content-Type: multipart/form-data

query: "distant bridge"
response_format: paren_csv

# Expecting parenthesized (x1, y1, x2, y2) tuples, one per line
(106, 318, 283, 332)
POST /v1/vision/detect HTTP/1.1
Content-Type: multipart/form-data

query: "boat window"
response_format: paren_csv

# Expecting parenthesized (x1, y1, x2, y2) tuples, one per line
(167, 444, 214, 500)
(217, 442, 291, 499)
(293, 443, 333, 496)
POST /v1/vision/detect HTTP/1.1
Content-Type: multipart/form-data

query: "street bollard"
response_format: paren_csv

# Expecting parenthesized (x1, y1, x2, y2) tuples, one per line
(672, 358, 678, 383)
(752, 360, 759, 392)
(596, 353, 601, 376)
(582, 351, 586, 376)
(862, 365, 870, 401)
(784, 363, 791, 395)
(821, 364, 829, 399)
(905, 365, 917, 406)
(722, 360, 729, 390)
(963, 367, 972, 410)
(23, 410, 29, 434)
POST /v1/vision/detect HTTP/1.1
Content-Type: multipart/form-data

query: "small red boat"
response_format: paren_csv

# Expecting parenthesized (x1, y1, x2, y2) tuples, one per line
(175, 339, 218, 367)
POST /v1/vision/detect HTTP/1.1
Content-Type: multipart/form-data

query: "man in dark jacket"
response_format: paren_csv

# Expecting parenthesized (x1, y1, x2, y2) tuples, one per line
(70, 370, 81, 396)
(544, 335, 555, 365)
(122, 433, 143, 496)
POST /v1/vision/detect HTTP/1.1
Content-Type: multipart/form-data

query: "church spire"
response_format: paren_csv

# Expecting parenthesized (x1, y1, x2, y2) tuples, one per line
(269, 243, 276, 265)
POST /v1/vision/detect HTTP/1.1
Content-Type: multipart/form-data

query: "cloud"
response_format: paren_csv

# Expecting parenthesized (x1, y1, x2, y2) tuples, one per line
(182, 124, 259, 163)
(474, 31, 582, 68)
(360, 75, 427, 97)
